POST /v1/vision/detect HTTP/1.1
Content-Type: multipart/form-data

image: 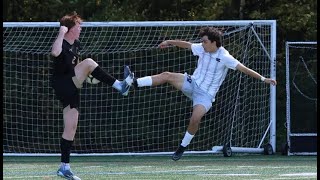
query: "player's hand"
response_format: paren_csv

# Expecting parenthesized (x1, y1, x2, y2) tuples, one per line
(265, 78, 277, 86)
(59, 26, 68, 34)
(159, 41, 169, 48)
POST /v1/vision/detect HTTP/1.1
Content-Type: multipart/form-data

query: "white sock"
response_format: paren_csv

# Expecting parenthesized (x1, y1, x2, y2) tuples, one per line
(60, 162, 70, 170)
(137, 76, 152, 87)
(180, 131, 194, 147)
(112, 80, 122, 91)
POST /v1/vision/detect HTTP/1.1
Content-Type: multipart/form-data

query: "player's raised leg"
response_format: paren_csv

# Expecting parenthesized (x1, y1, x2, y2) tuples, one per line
(74, 58, 134, 96)
(133, 72, 184, 90)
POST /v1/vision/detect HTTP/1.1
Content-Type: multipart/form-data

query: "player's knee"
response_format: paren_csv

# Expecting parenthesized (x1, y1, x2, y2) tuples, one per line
(83, 58, 98, 67)
(83, 58, 94, 63)
(160, 71, 172, 81)
(81, 58, 98, 73)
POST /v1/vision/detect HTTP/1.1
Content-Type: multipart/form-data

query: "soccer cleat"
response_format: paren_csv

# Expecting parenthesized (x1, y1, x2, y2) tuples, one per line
(172, 145, 186, 161)
(120, 65, 134, 96)
(57, 166, 81, 180)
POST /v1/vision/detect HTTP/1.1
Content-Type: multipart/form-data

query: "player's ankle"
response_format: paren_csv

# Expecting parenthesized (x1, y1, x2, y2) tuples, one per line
(133, 78, 138, 88)
(60, 162, 70, 170)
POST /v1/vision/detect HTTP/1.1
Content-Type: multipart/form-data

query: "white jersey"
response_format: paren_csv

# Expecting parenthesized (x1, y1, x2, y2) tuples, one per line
(191, 43, 240, 101)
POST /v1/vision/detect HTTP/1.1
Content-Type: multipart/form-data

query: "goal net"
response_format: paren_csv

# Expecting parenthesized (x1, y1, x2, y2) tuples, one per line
(3, 21, 276, 156)
(285, 42, 317, 155)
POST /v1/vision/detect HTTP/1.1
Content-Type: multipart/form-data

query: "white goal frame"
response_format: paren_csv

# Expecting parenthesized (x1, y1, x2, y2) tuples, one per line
(285, 41, 317, 156)
(3, 20, 277, 156)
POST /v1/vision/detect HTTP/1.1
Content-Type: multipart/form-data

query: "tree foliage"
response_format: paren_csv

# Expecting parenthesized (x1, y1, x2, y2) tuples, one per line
(3, 0, 316, 40)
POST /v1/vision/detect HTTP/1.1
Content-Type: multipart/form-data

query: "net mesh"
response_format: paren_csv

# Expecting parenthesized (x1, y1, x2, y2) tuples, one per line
(286, 43, 317, 134)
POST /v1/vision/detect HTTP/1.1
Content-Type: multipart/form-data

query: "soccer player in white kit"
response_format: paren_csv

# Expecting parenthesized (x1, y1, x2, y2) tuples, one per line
(133, 27, 277, 161)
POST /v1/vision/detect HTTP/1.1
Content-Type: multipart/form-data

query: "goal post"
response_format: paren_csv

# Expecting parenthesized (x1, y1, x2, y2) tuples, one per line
(3, 20, 276, 156)
(285, 41, 317, 156)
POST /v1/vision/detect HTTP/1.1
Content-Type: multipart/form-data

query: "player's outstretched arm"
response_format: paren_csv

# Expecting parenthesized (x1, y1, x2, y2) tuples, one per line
(51, 26, 68, 57)
(236, 63, 277, 86)
(159, 40, 192, 49)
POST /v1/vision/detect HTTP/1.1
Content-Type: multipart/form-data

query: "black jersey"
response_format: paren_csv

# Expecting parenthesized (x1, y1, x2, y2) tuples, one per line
(52, 39, 81, 78)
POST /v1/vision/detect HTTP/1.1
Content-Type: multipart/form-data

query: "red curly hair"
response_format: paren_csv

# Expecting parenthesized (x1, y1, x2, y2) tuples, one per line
(59, 11, 83, 31)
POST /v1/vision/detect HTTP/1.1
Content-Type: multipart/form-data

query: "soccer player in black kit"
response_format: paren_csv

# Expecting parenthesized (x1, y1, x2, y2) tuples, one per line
(51, 12, 134, 180)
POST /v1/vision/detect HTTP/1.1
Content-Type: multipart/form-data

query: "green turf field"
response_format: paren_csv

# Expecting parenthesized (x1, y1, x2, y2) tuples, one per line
(3, 154, 317, 180)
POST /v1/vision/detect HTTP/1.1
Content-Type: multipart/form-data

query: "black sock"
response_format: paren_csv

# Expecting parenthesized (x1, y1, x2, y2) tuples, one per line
(91, 66, 116, 86)
(133, 78, 138, 88)
(60, 138, 73, 163)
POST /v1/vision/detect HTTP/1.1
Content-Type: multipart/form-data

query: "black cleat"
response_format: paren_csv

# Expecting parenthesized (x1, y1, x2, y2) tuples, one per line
(172, 145, 186, 161)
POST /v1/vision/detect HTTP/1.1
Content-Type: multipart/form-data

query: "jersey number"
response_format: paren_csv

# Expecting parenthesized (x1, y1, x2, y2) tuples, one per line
(72, 56, 76, 64)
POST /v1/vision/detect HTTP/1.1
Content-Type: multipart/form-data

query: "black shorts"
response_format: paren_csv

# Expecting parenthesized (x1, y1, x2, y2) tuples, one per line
(52, 76, 80, 109)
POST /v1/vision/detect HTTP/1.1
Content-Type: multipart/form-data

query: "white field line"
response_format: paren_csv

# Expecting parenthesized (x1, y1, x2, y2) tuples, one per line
(266, 177, 316, 180)
(280, 173, 316, 176)
(185, 166, 206, 168)
(4, 175, 56, 179)
(199, 173, 259, 176)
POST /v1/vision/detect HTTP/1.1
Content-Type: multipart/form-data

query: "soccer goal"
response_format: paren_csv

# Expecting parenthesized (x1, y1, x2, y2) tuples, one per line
(3, 20, 276, 156)
(285, 41, 317, 156)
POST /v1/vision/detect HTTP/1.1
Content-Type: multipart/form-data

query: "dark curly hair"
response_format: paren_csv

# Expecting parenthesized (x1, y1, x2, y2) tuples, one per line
(199, 27, 223, 47)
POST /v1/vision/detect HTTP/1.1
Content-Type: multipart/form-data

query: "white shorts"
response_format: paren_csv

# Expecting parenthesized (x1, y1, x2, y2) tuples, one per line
(181, 73, 213, 113)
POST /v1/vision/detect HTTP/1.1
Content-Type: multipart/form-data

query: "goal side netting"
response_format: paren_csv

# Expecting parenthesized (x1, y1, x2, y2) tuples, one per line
(285, 41, 317, 156)
(3, 21, 276, 156)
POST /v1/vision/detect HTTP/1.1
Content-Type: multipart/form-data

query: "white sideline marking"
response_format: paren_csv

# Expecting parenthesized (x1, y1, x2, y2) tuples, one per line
(85, 166, 105, 168)
(185, 166, 206, 168)
(199, 173, 258, 176)
(5, 175, 55, 179)
(280, 173, 316, 176)
(237, 166, 256, 168)
(237, 165, 310, 169)
(266, 177, 315, 180)
(133, 166, 154, 168)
